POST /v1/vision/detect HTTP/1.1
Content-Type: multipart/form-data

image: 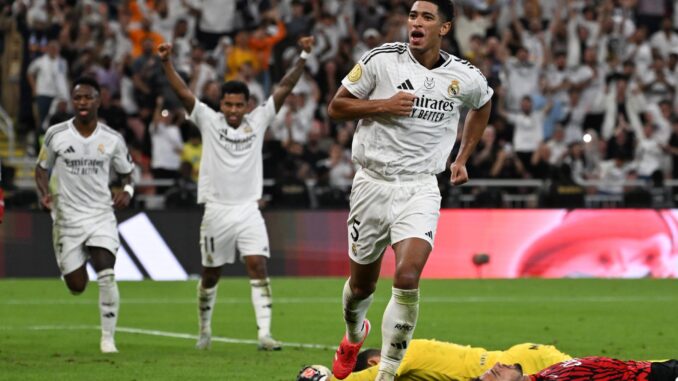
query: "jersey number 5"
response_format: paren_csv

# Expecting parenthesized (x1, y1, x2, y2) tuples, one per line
(350, 219, 361, 242)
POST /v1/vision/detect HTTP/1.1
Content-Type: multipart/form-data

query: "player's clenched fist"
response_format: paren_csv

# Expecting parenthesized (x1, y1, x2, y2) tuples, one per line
(450, 161, 469, 186)
(157, 43, 172, 62)
(385, 91, 416, 116)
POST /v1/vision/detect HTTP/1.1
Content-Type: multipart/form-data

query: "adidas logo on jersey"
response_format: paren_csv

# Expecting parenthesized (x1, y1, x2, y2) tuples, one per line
(396, 79, 414, 90)
(65, 146, 75, 154)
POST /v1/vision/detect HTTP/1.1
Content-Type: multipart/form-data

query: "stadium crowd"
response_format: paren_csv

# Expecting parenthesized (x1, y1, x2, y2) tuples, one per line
(3, 0, 678, 209)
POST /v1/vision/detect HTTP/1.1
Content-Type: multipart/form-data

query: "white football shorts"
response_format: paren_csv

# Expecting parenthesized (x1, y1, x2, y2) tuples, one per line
(347, 168, 441, 265)
(52, 212, 120, 275)
(200, 202, 270, 267)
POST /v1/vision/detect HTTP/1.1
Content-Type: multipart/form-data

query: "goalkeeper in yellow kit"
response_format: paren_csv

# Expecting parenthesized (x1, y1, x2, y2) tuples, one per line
(297, 341, 570, 381)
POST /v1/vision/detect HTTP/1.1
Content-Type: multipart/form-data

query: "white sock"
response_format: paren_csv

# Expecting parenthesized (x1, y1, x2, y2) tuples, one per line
(378, 287, 419, 376)
(97, 269, 119, 339)
(250, 278, 273, 339)
(198, 281, 217, 336)
(343, 278, 373, 343)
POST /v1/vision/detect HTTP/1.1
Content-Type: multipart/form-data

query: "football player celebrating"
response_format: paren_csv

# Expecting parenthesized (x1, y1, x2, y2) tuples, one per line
(327, 1, 492, 379)
(159, 36, 315, 351)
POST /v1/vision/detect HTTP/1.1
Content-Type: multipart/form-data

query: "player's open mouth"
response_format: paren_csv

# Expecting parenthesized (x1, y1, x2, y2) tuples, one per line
(410, 30, 424, 44)
(78, 109, 90, 116)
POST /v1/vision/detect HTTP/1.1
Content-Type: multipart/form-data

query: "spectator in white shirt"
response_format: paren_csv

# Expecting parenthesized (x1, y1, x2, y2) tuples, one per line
(150, 97, 183, 193)
(27, 39, 69, 128)
(324, 143, 355, 193)
(501, 46, 541, 112)
(499, 92, 553, 173)
(170, 18, 193, 75)
(546, 125, 568, 166)
(639, 55, 676, 105)
(649, 17, 678, 60)
(596, 154, 632, 195)
(270, 90, 315, 144)
(194, 0, 236, 50)
(149, 0, 177, 42)
(188, 45, 217, 101)
(633, 121, 665, 180)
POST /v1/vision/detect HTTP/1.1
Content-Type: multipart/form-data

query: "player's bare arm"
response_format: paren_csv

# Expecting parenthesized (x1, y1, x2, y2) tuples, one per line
(272, 36, 315, 112)
(112, 173, 133, 209)
(158, 43, 196, 113)
(327, 87, 416, 121)
(34, 165, 52, 210)
(450, 99, 492, 186)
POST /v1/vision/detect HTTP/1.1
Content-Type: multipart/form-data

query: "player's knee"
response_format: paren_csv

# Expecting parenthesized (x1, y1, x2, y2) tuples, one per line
(350, 283, 376, 299)
(393, 270, 420, 290)
(67, 282, 87, 295)
(245, 257, 268, 278)
(201, 266, 222, 288)
(201, 275, 219, 289)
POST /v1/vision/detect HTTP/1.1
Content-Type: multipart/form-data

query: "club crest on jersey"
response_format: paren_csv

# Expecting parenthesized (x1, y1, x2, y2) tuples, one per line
(448, 79, 460, 96)
(348, 64, 362, 82)
(244, 126, 253, 134)
(97, 144, 105, 154)
(424, 77, 435, 89)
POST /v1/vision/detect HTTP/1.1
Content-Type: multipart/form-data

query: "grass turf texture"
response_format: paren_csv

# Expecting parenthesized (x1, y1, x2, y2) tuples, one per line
(1, 278, 676, 380)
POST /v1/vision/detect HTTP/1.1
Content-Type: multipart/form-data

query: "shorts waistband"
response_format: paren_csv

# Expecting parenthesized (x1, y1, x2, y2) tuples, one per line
(359, 168, 436, 184)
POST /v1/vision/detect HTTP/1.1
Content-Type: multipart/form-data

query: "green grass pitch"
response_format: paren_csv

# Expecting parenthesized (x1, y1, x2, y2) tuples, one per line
(1, 278, 677, 380)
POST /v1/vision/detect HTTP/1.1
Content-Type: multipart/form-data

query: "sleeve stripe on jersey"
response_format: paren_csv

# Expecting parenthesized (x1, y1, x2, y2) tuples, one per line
(43, 124, 69, 147)
(363, 45, 408, 65)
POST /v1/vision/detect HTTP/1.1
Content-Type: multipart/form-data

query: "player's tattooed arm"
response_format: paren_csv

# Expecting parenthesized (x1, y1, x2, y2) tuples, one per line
(158, 43, 196, 114)
(34, 165, 52, 210)
(450, 99, 492, 186)
(112, 173, 133, 209)
(272, 36, 315, 112)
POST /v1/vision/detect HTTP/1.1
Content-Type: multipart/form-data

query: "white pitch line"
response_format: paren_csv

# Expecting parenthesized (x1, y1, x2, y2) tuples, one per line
(23, 325, 337, 350)
(2, 295, 677, 305)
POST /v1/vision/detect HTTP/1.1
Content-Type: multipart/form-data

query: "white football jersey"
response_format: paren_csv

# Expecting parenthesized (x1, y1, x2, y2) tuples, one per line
(188, 97, 276, 205)
(342, 42, 493, 177)
(37, 119, 134, 223)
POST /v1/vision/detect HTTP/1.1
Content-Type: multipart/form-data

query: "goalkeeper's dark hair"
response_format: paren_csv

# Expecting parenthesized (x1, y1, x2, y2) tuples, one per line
(221, 80, 250, 101)
(416, 0, 456, 22)
(354, 348, 381, 372)
(72, 76, 101, 94)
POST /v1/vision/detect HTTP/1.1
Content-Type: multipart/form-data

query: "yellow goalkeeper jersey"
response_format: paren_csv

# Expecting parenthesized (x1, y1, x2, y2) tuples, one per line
(331, 340, 571, 381)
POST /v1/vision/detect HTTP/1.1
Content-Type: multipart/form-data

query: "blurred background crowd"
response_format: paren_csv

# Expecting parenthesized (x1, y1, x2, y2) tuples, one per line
(1, 0, 678, 209)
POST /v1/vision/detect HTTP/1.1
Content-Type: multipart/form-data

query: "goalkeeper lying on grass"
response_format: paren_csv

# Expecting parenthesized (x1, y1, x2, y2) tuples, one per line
(297, 341, 570, 381)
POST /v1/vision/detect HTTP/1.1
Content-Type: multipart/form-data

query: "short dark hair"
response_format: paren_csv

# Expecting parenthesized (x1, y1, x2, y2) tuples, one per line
(72, 76, 101, 94)
(416, 0, 456, 22)
(354, 349, 381, 372)
(221, 80, 250, 101)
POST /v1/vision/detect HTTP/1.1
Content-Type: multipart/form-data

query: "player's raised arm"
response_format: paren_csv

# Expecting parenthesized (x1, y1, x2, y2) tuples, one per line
(272, 36, 314, 112)
(158, 43, 196, 114)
